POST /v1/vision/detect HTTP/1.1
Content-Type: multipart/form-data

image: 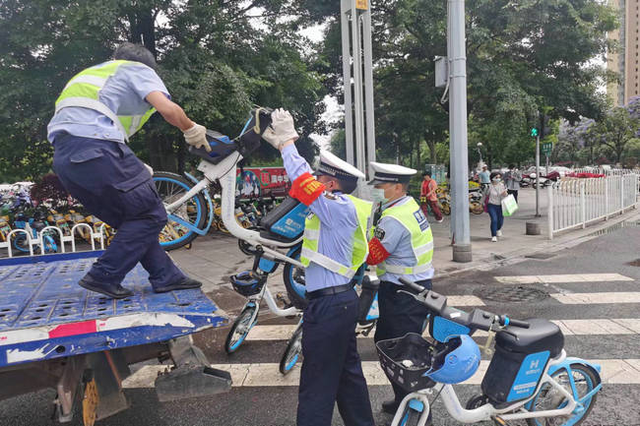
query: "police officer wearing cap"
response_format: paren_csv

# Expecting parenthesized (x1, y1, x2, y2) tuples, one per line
(47, 43, 210, 298)
(366, 162, 434, 415)
(263, 109, 375, 426)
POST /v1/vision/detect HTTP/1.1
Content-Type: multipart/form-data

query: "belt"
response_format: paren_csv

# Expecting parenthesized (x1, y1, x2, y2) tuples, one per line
(307, 283, 354, 300)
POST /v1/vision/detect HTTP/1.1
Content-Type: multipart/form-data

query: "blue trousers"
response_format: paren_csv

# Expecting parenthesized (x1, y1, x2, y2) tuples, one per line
(52, 134, 185, 288)
(297, 289, 374, 426)
(487, 203, 504, 237)
(374, 279, 432, 403)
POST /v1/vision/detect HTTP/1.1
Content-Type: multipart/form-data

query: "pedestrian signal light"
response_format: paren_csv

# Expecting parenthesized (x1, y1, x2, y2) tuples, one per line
(530, 128, 538, 137)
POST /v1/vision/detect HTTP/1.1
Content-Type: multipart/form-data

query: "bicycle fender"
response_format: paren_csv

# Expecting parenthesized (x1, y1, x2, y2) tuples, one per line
(184, 171, 215, 234)
(548, 357, 602, 376)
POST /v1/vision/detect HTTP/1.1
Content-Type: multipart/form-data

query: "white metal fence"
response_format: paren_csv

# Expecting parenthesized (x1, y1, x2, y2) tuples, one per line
(547, 174, 639, 239)
(571, 167, 640, 176)
(0, 223, 110, 258)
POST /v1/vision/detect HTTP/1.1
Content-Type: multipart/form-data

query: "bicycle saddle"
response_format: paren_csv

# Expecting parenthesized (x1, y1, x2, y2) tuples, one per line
(496, 318, 564, 357)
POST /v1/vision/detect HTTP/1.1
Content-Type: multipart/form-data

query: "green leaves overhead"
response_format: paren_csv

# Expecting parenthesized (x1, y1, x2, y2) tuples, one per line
(0, 0, 326, 180)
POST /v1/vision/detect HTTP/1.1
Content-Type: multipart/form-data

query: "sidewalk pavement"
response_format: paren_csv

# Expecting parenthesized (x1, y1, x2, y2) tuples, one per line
(431, 187, 638, 275)
(170, 187, 639, 315)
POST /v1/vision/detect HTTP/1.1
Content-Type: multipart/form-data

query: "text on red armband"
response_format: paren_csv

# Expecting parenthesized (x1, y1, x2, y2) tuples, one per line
(366, 237, 390, 265)
(289, 172, 326, 206)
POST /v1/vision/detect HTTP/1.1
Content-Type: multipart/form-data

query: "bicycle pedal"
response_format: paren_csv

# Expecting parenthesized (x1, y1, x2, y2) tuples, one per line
(491, 416, 508, 426)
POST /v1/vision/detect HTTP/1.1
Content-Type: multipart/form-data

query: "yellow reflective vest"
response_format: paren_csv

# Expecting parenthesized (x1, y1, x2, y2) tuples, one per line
(55, 60, 157, 142)
(372, 197, 434, 276)
(300, 195, 372, 279)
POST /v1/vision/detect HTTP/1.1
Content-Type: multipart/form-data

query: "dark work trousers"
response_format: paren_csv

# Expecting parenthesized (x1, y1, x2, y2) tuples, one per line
(374, 279, 432, 403)
(297, 289, 374, 426)
(507, 189, 519, 203)
(487, 203, 504, 237)
(52, 134, 185, 289)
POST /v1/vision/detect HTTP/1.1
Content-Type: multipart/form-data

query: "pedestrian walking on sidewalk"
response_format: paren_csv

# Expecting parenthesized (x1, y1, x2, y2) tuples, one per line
(504, 164, 522, 202)
(478, 165, 491, 191)
(484, 172, 508, 242)
(420, 172, 443, 223)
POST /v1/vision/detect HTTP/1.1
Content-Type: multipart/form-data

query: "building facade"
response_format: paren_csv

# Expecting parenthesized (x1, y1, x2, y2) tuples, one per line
(607, 0, 640, 106)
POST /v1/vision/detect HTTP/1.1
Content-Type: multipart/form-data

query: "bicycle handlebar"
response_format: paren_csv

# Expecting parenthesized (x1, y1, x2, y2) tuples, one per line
(499, 315, 530, 329)
(398, 277, 531, 331)
(399, 277, 427, 293)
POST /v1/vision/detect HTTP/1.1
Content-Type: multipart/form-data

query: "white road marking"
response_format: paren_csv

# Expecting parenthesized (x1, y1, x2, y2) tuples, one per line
(494, 273, 633, 284)
(123, 358, 640, 389)
(245, 318, 640, 342)
(551, 292, 640, 304)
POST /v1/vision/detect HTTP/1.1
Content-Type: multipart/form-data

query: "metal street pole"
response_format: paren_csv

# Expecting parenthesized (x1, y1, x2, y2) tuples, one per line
(449, 0, 471, 262)
(535, 132, 541, 217)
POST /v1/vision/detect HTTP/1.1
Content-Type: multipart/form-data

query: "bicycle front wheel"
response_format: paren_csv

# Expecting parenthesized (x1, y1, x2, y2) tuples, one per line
(279, 323, 302, 375)
(153, 172, 207, 251)
(283, 246, 307, 309)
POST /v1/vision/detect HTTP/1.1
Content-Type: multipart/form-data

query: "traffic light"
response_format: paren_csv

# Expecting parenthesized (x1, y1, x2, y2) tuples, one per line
(530, 128, 538, 137)
(541, 115, 552, 137)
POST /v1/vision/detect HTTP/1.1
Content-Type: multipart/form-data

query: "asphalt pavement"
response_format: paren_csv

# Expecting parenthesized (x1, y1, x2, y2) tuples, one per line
(2, 224, 640, 425)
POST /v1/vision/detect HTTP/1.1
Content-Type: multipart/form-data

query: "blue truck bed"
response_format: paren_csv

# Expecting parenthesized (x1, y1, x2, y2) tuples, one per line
(0, 251, 228, 368)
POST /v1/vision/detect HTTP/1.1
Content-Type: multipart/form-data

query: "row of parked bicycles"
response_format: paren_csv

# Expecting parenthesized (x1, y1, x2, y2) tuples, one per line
(433, 184, 485, 216)
(0, 176, 285, 257)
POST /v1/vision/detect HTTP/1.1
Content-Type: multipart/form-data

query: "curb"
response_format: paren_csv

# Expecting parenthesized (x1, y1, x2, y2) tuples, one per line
(435, 209, 640, 279)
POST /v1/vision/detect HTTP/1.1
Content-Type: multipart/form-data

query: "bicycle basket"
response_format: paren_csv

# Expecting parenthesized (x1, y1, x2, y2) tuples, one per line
(375, 332, 437, 393)
(230, 271, 267, 297)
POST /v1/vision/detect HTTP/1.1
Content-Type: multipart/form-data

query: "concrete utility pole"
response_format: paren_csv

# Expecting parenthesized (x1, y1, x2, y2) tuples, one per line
(448, 0, 472, 262)
(340, 0, 376, 179)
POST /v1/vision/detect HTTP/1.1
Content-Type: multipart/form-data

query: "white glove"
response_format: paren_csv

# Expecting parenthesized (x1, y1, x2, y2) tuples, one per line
(143, 163, 154, 176)
(262, 108, 299, 149)
(183, 123, 211, 152)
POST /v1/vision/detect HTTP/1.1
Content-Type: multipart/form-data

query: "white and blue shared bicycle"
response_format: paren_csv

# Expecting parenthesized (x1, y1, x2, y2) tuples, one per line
(376, 277, 602, 426)
(152, 108, 380, 374)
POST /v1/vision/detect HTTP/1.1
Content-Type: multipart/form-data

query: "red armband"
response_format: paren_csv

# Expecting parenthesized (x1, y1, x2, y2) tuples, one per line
(366, 237, 390, 265)
(289, 172, 326, 206)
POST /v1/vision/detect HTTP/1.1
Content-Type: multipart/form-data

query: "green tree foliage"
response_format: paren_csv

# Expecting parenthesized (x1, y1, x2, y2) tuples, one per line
(587, 107, 640, 164)
(300, 0, 618, 169)
(0, 0, 326, 181)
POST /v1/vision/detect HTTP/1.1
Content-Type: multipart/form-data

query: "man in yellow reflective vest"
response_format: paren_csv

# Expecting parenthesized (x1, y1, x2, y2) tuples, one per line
(47, 43, 210, 298)
(366, 162, 434, 416)
(262, 109, 375, 426)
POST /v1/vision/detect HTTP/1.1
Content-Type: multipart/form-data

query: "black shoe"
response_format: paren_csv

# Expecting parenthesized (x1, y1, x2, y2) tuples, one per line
(153, 277, 202, 293)
(381, 399, 400, 414)
(78, 274, 133, 299)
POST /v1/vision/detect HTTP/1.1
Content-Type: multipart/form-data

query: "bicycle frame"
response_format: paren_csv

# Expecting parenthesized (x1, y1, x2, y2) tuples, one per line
(164, 153, 304, 268)
(246, 279, 299, 319)
(393, 349, 602, 425)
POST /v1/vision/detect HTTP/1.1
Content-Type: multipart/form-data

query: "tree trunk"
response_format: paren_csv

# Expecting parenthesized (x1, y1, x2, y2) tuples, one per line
(129, 8, 156, 57)
(426, 138, 437, 164)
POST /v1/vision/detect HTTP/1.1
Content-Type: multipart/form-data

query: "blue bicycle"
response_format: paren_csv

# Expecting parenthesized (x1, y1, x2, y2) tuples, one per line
(376, 277, 602, 426)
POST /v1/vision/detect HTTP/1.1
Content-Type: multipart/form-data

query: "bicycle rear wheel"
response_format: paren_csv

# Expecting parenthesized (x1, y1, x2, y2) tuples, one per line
(526, 363, 599, 426)
(153, 172, 207, 251)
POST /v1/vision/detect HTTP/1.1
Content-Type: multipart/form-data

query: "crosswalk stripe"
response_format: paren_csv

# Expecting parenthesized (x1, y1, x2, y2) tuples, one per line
(551, 292, 640, 304)
(245, 318, 640, 341)
(123, 358, 640, 389)
(494, 273, 633, 284)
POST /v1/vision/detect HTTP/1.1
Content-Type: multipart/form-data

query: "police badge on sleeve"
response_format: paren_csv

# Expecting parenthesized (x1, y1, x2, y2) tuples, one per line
(374, 226, 386, 241)
(413, 209, 430, 231)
